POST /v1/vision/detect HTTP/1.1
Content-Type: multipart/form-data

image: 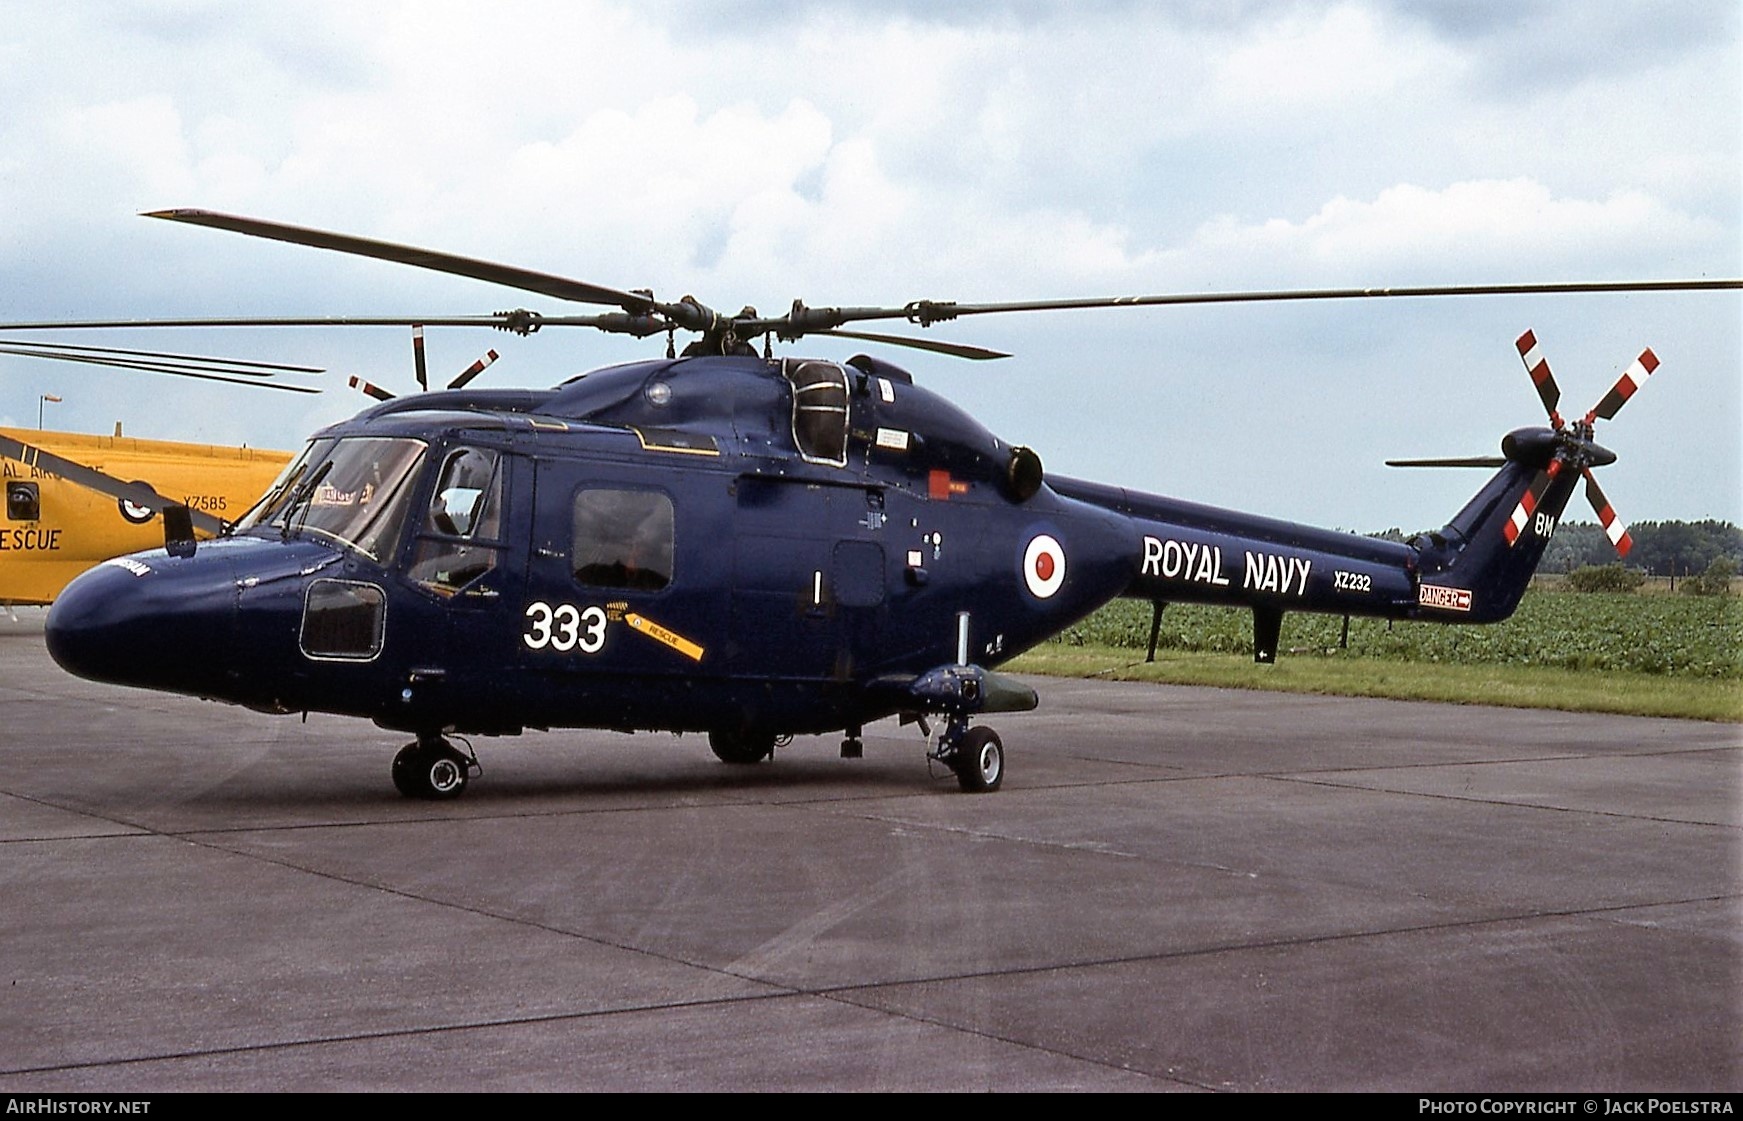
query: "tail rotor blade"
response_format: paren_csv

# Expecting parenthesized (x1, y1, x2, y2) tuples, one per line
(1503, 460, 1562, 547)
(1588, 348, 1660, 422)
(447, 349, 499, 391)
(347, 375, 395, 401)
(412, 324, 428, 392)
(1515, 329, 1563, 428)
(1583, 470, 1634, 558)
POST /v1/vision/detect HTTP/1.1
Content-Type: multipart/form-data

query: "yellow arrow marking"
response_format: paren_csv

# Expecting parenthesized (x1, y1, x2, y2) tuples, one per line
(623, 612, 705, 662)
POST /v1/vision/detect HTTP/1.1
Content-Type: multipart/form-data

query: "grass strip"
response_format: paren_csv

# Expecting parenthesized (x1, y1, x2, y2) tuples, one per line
(1008, 644, 1743, 723)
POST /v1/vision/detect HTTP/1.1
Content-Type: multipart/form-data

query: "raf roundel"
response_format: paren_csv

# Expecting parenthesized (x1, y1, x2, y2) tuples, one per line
(1023, 534, 1067, 599)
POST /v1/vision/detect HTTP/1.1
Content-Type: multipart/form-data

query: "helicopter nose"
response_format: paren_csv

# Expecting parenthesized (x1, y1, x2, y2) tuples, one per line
(47, 552, 237, 693)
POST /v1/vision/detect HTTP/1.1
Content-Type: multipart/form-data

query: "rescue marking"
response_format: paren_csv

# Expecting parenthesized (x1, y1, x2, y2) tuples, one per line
(1, 527, 64, 551)
(624, 612, 705, 662)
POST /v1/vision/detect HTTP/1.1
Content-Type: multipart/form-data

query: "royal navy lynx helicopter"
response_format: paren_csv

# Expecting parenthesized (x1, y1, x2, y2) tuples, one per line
(28, 210, 1742, 798)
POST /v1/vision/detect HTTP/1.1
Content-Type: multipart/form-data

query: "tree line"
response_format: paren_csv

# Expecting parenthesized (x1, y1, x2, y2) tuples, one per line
(1365, 519, 1741, 585)
(1539, 519, 1742, 578)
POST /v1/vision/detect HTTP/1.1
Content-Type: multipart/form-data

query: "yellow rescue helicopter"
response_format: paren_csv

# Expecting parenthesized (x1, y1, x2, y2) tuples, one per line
(0, 338, 317, 606)
(1, 426, 294, 606)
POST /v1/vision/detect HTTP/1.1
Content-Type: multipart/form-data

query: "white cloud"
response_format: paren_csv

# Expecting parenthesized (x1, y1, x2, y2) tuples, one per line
(0, 1, 1735, 521)
(1187, 179, 1724, 282)
(1213, 3, 1464, 110)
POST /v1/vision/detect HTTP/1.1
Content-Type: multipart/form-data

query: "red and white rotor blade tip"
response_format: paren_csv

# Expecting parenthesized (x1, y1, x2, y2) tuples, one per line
(412, 324, 428, 392)
(1503, 460, 1562, 547)
(447, 349, 499, 391)
(1515, 329, 1563, 427)
(1588, 348, 1659, 422)
(1583, 470, 1633, 558)
(347, 374, 395, 401)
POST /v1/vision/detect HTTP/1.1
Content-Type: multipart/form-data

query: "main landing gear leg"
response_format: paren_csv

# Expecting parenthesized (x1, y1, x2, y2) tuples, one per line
(929, 715, 1004, 794)
(392, 734, 477, 800)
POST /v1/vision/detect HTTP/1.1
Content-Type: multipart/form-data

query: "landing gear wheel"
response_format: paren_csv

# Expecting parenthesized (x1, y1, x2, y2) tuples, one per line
(953, 726, 1004, 793)
(709, 730, 776, 765)
(392, 739, 472, 800)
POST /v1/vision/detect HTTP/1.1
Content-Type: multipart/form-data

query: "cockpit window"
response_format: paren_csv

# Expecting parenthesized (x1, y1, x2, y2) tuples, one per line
(424, 447, 501, 539)
(572, 489, 673, 591)
(407, 447, 503, 595)
(236, 436, 427, 561)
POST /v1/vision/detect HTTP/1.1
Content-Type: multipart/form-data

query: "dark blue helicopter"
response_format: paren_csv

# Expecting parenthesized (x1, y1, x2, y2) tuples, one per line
(27, 211, 1740, 798)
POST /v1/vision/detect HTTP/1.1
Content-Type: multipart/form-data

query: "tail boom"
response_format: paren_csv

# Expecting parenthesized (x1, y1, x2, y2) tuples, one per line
(1052, 425, 1581, 632)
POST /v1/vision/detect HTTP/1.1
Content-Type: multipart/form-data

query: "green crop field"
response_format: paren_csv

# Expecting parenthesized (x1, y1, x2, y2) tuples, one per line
(1009, 588, 1743, 721)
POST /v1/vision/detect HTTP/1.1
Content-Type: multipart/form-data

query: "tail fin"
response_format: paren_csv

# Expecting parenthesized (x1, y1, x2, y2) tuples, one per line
(1405, 330, 1658, 623)
(1409, 429, 1577, 623)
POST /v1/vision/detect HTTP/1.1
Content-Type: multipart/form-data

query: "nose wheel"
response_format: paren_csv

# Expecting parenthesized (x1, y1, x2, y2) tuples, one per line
(392, 736, 478, 799)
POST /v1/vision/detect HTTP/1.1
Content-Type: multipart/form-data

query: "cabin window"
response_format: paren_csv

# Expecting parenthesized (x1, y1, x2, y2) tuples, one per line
(784, 359, 850, 467)
(6, 482, 39, 521)
(407, 447, 503, 594)
(300, 579, 386, 660)
(571, 489, 673, 591)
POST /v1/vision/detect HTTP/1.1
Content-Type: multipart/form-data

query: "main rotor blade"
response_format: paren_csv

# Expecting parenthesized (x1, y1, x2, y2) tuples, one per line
(0, 346, 322, 393)
(0, 311, 668, 337)
(0, 315, 530, 331)
(0, 433, 227, 536)
(905, 279, 1743, 322)
(815, 328, 1010, 361)
(144, 209, 658, 315)
(790, 279, 1743, 335)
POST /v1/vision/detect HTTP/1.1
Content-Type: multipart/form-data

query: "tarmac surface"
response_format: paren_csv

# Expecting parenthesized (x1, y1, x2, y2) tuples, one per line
(0, 608, 1737, 1092)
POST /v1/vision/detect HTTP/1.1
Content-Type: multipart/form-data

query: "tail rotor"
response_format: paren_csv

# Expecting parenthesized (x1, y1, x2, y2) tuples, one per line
(1499, 329, 1657, 558)
(346, 324, 501, 401)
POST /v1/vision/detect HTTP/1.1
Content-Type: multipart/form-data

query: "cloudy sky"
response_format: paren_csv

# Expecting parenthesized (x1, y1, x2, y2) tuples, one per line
(1, 1, 1737, 528)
